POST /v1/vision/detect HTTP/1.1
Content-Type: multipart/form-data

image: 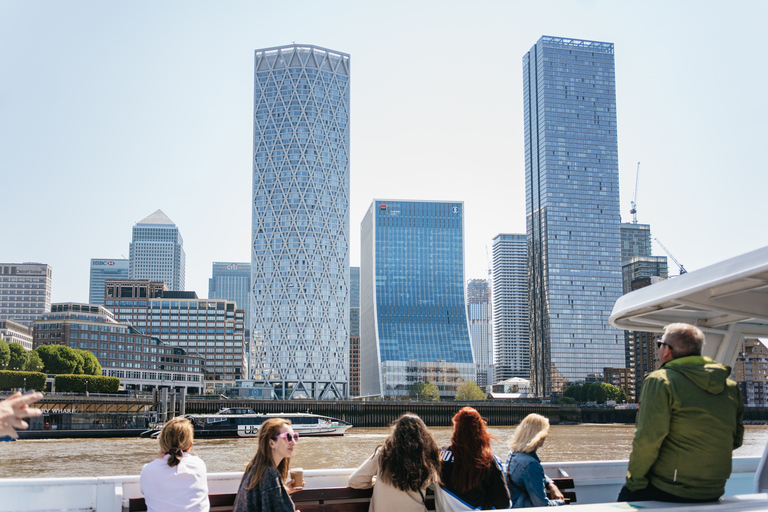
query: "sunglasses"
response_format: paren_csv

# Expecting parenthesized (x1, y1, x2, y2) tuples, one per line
(273, 432, 300, 443)
(656, 341, 671, 349)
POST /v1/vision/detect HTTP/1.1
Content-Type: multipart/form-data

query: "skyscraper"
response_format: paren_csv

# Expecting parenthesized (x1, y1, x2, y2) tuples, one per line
(129, 210, 185, 291)
(466, 279, 491, 387)
(0, 263, 52, 326)
(349, 266, 360, 396)
(491, 234, 529, 382)
(524, 36, 624, 398)
(89, 259, 129, 305)
(209, 262, 251, 328)
(360, 200, 475, 400)
(251, 44, 350, 399)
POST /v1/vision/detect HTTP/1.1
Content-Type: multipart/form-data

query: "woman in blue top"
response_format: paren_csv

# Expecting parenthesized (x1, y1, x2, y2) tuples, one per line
(505, 414, 565, 507)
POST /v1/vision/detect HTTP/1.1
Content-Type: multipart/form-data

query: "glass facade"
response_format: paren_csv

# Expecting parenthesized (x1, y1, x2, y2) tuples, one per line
(524, 36, 624, 398)
(466, 279, 491, 387)
(0, 263, 52, 326)
(360, 200, 475, 399)
(251, 45, 350, 400)
(491, 234, 529, 382)
(89, 259, 129, 305)
(129, 210, 185, 291)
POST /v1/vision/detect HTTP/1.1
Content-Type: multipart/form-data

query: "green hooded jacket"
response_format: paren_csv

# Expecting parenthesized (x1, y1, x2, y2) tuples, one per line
(626, 356, 744, 500)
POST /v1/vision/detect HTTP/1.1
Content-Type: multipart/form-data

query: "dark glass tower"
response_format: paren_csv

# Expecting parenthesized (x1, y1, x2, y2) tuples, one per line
(524, 36, 624, 398)
(360, 200, 475, 399)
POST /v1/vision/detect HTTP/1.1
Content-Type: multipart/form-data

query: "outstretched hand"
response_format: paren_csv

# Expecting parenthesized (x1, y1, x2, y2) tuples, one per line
(0, 392, 43, 438)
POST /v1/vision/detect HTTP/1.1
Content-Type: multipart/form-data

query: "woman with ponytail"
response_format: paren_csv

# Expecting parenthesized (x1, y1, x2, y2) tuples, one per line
(140, 416, 209, 512)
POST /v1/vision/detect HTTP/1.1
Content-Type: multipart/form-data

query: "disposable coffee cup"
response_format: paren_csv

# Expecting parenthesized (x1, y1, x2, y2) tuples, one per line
(290, 468, 304, 489)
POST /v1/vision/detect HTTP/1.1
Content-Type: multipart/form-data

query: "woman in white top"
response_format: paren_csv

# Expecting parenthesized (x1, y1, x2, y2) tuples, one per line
(140, 416, 209, 512)
(349, 413, 441, 512)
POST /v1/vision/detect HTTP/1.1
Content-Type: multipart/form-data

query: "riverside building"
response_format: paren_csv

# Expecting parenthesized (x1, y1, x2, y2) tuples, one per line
(0, 263, 52, 326)
(129, 210, 186, 291)
(250, 44, 351, 399)
(349, 266, 360, 396)
(89, 259, 129, 305)
(524, 36, 624, 398)
(209, 261, 251, 342)
(491, 234, 529, 382)
(33, 303, 204, 394)
(103, 280, 245, 392)
(466, 279, 492, 387)
(360, 200, 475, 400)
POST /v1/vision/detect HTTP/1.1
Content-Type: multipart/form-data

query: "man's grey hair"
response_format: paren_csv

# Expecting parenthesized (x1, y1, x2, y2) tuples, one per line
(662, 323, 704, 358)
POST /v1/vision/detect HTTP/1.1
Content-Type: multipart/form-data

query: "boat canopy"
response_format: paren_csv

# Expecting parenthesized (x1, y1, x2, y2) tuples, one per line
(610, 245, 768, 367)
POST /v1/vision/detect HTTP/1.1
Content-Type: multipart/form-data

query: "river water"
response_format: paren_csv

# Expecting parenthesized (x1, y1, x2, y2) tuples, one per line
(2, 424, 767, 479)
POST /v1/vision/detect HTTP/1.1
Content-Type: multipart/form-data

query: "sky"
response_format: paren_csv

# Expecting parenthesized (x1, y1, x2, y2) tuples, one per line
(1, 0, 766, 304)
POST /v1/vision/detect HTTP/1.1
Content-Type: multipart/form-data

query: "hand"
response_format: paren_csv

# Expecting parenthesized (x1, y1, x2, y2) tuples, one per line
(0, 392, 43, 438)
(549, 483, 564, 501)
(286, 478, 304, 494)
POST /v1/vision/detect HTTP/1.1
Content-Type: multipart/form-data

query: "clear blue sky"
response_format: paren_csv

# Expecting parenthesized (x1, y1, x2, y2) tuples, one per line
(1, 0, 766, 303)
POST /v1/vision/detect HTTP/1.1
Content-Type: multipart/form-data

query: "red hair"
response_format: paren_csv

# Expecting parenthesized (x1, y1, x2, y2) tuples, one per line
(449, 407, 497, 493)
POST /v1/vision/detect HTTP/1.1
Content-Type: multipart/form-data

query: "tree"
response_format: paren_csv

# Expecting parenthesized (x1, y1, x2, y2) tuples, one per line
(7, 342, 28, 371)
(35, 345, 83, 374)
(24, 351, 45, 372)
(409, 381, 440, 401)
(0, 339, 9, 369)
(80, 349, 102, 376)
(454, 381, 486, 401)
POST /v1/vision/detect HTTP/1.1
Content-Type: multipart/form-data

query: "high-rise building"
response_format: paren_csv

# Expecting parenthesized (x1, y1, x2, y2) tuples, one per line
(349, 266, 360, 396)
(89, 259, 129, 305)
(209, 261, 251, 332)
(104, 280, 245, 391)
(524, 36, 624, 398)
(491, 234, 529, 382)
(466, 279, 492, 387)
(734, 338, 768, 407)
(360, 200, 475, 400)
(251, 44, 351, 400)
(0, 263, 53, 326)
(129, 210, 185, 291)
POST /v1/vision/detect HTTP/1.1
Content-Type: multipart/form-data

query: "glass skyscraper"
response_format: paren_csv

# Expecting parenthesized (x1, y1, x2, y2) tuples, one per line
(491, 233, 529, 382)
(360, 200, 475, 399)
(129, 210, 185, 291)
(89, 259, 129, 305)
(251, 44, 350, 400)
(524, 36, 624, 398)
(466, 279, 491, 386)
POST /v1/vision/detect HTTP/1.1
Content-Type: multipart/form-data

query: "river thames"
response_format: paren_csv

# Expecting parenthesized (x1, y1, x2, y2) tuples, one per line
(2, 424, 767, 479)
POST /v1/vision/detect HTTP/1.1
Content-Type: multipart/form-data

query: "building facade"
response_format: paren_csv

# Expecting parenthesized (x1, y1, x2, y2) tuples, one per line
(524, 36, 624, 398)
(360, 200, 475, 400)
(0, 319, 34, 351)
(491, 234, 529, 382)
(208, 261, 251, 340)
(349, 266, 360, 396)
(0, 263, 52, 326)
(129, 210, 186, 291)
(466, 279, 492, 387)
(103, 280, 245, 391)
(89, 259, 129, 305)
(734, 338, 768, 407)
(251, 44, 351, 399)
(33, 303, 204, 394)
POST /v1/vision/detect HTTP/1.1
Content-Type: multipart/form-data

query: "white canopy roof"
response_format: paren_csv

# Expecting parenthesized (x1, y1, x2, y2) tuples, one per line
(610, 245, 768, 366)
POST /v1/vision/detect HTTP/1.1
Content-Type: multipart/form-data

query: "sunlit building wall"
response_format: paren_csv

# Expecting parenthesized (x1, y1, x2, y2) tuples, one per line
(129, 210, 185, 291)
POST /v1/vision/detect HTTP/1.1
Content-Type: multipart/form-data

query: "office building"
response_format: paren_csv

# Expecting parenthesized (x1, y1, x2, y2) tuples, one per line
(524, 36, 624, 398)
(466, 279, 492, 387)
(491, 234, 529, 382)
(360, 200, 475, 400)
(734, 338, 768, 407)
(0, 319, 33, 351)
(0, 263, 52, 326)
(34, 303, 204, 393)
(251, 44, 351, 399)
(89, 259, 129, 305)
(104, 280, 245, 391)
(349, 266, 360, 396)
(209, 261, 251, 338)
(129, 210, 185, 291)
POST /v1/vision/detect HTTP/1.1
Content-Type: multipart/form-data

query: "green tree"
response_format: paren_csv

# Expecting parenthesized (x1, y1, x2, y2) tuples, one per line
(35, 345, 83, 374)
(0, 339, 10, 369)
(80, 349, 102, 376)
(24, 351, 45, 372)
(409, 381, 440, 401)
(557, 396, 577, 406)
(454, 381, 486, 401)
(7, 342, 28, 371)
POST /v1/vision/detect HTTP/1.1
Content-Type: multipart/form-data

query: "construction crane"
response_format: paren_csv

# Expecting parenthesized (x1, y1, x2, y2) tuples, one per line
(654, 238, 687, 275)
(630, 162, 640, 224)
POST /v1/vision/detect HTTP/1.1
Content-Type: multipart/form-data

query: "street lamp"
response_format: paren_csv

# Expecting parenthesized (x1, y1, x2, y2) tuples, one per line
(23, 377, 26, 393)
(85, 380, 89, 397)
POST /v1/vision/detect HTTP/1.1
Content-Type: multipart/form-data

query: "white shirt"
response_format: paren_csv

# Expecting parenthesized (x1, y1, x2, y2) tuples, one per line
(140, 452, 210, 512)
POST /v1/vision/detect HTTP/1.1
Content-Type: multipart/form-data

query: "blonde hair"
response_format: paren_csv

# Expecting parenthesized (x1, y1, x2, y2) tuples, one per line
(158, 417, 194, 467)
(508, 413, 549, 453)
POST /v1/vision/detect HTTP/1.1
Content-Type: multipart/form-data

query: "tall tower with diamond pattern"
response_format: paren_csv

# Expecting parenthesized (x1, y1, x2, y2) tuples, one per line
(251, 45, 350, 399)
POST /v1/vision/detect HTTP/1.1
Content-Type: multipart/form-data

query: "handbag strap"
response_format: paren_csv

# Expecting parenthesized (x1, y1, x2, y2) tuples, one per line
(419, 488, 428, 510)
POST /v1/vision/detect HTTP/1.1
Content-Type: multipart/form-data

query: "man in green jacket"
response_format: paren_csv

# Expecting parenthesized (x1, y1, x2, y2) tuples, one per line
(618, 323, 744, 503)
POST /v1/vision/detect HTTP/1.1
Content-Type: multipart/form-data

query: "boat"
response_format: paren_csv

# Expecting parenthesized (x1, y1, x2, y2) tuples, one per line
(140, 408, 353, 438)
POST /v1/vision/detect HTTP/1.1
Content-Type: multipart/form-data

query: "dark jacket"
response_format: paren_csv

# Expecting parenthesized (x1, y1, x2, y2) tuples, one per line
(626, 356, 744, 500)
(233, 466, 295, 512)
(439, 448, 510, 509)
(504, 451, 564, 507)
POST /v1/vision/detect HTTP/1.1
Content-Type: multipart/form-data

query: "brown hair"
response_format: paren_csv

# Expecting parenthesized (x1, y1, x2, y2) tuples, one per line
(378, 413, 441, 492)
(449, 407, 497, 493)
(158, 417, 194, 467)
(662, 323, 704, 358)
(508, 413, 549, 453)
(244, 418, 292, 490)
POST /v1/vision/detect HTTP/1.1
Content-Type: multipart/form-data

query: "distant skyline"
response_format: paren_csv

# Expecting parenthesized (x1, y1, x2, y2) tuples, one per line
(1, 1, 766, 304)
